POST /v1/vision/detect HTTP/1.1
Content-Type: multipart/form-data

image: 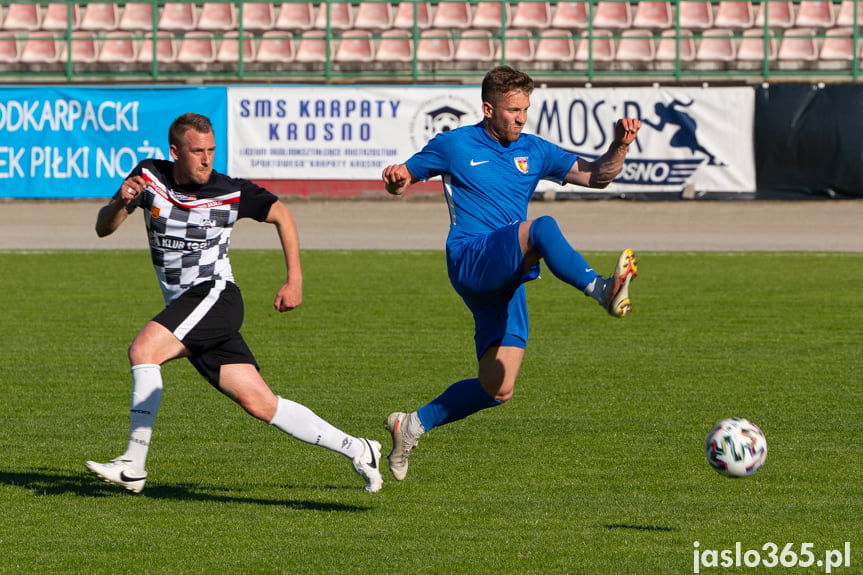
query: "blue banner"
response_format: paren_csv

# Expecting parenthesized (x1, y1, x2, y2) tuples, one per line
(0, 86, 227, 198)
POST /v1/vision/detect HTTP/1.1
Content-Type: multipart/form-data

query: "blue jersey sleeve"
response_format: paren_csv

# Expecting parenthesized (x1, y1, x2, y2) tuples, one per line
(405, 130, 454, 182)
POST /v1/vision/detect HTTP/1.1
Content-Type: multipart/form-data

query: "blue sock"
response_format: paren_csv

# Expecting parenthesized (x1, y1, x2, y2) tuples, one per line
(417, 378, 502, 431)
(529, 215, 598, 292)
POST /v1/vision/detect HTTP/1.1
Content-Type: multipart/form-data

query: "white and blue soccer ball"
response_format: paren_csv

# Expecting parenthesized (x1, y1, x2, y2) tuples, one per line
(705, 417, 767, 477)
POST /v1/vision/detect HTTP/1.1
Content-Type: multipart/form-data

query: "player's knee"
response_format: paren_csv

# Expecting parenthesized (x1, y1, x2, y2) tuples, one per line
(529, 215, 561, 250)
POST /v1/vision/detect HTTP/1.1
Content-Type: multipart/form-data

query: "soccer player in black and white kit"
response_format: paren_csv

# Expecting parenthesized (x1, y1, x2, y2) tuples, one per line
(85, 112, 382, 493)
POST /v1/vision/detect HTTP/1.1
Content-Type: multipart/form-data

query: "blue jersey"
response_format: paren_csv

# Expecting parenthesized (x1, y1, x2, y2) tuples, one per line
(405, 122, 577, 239)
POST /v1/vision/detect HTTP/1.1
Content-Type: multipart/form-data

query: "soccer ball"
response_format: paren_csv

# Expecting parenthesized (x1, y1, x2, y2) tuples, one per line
(705, 418, 767, 477)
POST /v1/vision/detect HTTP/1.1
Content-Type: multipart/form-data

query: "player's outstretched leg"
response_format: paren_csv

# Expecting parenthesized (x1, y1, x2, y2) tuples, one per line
(598, 249, 638, 318)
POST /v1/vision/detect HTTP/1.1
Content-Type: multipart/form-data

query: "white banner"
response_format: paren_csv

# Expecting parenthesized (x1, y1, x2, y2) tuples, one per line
(528, 86, 755, 195)
(227, 85, 755, 195)
(228, 86, 481, 180)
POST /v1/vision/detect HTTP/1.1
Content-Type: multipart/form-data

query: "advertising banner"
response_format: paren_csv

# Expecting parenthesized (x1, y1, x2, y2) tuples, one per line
(228, 85, 754, 196)
(0, 87, 227, 198)
(529, 86, 755, 196)
(228, 86, 482, 180)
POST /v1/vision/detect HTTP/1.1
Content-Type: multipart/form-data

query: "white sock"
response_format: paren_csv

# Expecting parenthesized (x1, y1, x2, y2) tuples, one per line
(268, 396, 363, 459)
(584, 276, 608, 303)
(122, 364, 163, 474)
(407, 412, 426, 439)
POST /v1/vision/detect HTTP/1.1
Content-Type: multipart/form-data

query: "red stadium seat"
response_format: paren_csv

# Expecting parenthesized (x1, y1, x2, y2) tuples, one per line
(795, 1, 835, 28)
(216, 31, 255, 62)
(256, 30, 294, 62)
(472, 2, 510, 29)
(511, 2, 552, 28)
(41, 3, 80, 31)
(354, 2, 394, 29)
(197, 3, 237, 31)
(176, 31, 216, 63)
(551, 2, 588, 29)
(393, 2, 432, 29)
(20, 32, 61, 63)
(820, 27, 856, 60)
(737, 29, 778, 60)
(714, 1, 754, 28)
(534, 28, 574, 61)
(696, 29, 736, 61)
(159, 3, 197, 31)
(656, 29, 696, 61)
(495, 28, 535, 61)
(454, 29, 495, 61)
(778, 28, 818, 61)
(137, 33, 178, 63)
(576, 29, 616, 61)
(417, 29, 455, 61)
(432, 2, 472, 29)
(678, 1, 714, 29)
(0, 32, 21, 62)
(295, 30, 328, 62)
(632, 2, 673, 29)
(241, 3, 276, 31)
(376, 29, 414, 62)
(616, 29, 656, 61)
(98, 31, 138, 63)
(314, 3, 354, 30)
(755, 1, 795, 29)
(592, 2, 632, 29)
(119, 3, 155, 32)
(3, 4, 42, 31)
(275, 3, 315, 30)
(80, 3, 120, 31)
(335, 30, 375, 62)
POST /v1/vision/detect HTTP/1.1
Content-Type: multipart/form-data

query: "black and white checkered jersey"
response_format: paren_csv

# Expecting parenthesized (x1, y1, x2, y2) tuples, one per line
(120, 159, 277, 305)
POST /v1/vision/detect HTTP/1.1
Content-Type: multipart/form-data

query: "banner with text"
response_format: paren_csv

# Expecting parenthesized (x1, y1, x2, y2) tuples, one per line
(228, 85, 754, 196)
(528, 86, 755, 196)
(228, 86, 482, 180)
(0, 87, 227, 198)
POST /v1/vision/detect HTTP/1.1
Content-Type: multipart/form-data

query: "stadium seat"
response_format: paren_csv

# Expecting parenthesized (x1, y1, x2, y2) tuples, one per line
(454, 29, 496, 61)
(819, 27, 855, 60)
(432, 2, 472, 29)
(534, 28, 575, 61)
(314, 3, 354, 30)
(495, 28, 535, 61)
(41, 3, 80, 31)
(755, 1, 795, 29)
(678, 1, 714, 29)
(216, 31, 255, 62)
(118, 3, 155, 31)
(375, 29, 413, 62)
(737, 29, 778, 60)
(576, 29, 616, 61)
(3, 4, 41, 31)
(655, 29, 696, 61)
(241, 3, 275, 31)
(137, 32, 178, 63)
(20, 32, 61, 63)
(354, 2, 394, 29)
(795, 1, 835, 27)
(550, 2, 588, 29)
(159, 3, 197, 31)
(592, 2, 632, 28)
(176, 31, 217, 63)
(80, 3, 119, 31)
(472, 2, 511, 29)
(255, 30, 294, 62)
(778, 28, 818, 60)
(0, 32, 21, 62)
(393, 2, 433, 29)
(295, 30, 328, 62)
(334, 29, 374, 62)
(632, 2, 673, 29)
(836, 0, 863, 26)
(61, 32, 98, 63)
(714, 1, 754, 28)
(511, 2, 552, 29)
(275, 3, 315, 30)
(696, 28, 736, 61)
(417, 29, 455, 61)
(616, 29, 656, 61)
(98, 31, 138, 63)
(197, 3, 237, 31)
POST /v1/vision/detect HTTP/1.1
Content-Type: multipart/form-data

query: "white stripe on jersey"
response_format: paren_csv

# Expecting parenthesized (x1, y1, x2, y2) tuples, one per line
(173, 280, 227, 340)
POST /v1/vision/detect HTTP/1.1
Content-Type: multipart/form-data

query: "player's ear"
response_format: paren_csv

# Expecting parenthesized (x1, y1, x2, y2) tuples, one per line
(481, 100, 494, 119)
(169, 144, 179, 161)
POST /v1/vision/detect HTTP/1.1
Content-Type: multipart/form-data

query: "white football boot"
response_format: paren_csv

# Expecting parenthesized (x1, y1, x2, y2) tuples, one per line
(85, 458, 147, 494)
(351, 438, 383, 493)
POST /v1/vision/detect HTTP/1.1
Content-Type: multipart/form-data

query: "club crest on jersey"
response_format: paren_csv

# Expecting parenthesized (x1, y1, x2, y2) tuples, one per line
(151, 207, 160, 219)
(514, 157, 529, 174)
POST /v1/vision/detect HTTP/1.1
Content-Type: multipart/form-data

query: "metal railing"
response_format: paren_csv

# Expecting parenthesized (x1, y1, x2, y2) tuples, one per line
(0, 0, 859, 84)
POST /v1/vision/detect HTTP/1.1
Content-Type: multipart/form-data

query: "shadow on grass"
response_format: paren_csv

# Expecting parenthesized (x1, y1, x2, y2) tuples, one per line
(0, 468, 372, 512)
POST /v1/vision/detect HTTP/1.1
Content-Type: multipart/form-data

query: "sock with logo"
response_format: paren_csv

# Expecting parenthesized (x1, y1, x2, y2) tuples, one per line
(269, 396, 363, 459)
(417, 378, 503, 432)
(529, 215, 598, 292)
(121, 363, 163, 475)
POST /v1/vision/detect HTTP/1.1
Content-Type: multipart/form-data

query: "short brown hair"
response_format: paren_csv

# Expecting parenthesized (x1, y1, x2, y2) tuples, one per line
(168, 113, 213, 147)
(481, 66, 534, 106)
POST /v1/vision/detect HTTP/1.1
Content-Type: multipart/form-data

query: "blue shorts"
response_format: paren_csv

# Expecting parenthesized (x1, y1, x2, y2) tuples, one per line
(446, 222, 541, 359)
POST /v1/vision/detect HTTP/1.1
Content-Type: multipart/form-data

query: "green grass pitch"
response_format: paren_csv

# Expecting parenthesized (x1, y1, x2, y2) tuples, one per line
(0, 249, 860, 574)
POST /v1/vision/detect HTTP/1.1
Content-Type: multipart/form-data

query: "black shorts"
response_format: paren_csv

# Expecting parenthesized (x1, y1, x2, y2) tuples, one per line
(153, 280, 258, 386)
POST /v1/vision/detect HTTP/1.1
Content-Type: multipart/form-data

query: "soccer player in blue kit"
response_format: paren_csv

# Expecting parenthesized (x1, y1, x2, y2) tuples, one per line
(86, 113, 382, 493)
(380, 66, 642, 481)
